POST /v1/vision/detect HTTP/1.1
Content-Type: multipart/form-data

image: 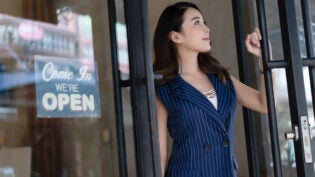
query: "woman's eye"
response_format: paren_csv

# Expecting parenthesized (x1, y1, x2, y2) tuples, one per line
(194, 21, 200, 25)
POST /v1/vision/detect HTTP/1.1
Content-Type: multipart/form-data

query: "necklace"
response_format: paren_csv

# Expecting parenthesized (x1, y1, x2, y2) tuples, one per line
(204, 89, 216, 99)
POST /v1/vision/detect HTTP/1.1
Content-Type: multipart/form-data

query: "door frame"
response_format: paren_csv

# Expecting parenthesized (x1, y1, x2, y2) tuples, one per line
(107, 0, 161, 177)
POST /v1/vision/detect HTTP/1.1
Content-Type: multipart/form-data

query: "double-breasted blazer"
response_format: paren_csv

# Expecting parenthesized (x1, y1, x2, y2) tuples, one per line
(156, 73, 238, 177)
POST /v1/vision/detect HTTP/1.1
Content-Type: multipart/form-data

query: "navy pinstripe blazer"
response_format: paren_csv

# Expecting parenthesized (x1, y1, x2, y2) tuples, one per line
(156, 73, 238, 177)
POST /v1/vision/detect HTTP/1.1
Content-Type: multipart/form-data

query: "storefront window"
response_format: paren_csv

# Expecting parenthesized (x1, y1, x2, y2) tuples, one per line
(0, 1, 118, 177)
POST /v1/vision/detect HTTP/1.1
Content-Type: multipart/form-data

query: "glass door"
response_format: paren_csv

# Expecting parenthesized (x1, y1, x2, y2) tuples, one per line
(271, 0, 315, 176)
(233, 0, 315, 176)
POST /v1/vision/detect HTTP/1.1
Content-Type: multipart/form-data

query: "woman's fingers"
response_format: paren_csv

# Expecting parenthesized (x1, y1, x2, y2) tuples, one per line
(245, 33, 260, 49)
(254, 28, 262, 40)
(245, 28, 263, 58)
(250, 31, 261, 48)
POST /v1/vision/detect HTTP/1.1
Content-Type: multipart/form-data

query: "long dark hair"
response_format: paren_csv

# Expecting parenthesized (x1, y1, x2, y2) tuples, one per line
(153, 1, 229, 85)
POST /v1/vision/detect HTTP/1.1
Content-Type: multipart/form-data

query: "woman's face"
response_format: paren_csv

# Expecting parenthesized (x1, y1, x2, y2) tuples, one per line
(175, 7, 211, 53)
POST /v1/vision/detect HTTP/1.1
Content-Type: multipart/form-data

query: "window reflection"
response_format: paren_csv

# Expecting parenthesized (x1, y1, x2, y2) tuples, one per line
(0, 5, 102, 177)
(275, 67, 314, 175)
(116, 22, 129, 77)
(274, 68, 296, 176)
(0, 10, 94, 116)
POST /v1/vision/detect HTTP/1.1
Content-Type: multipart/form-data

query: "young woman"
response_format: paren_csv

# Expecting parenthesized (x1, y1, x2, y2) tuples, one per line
(153, 2, 270, 177)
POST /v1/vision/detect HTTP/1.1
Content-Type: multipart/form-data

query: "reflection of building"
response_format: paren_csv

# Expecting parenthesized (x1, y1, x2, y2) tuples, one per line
(116, 23, 129, 76)
(0, 12, 94, 115)
(0, 13, 78, 71)
(0, 10, 97, 177)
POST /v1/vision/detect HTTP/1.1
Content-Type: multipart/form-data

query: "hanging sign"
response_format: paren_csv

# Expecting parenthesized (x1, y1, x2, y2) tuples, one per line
(34, 56, 101, 118)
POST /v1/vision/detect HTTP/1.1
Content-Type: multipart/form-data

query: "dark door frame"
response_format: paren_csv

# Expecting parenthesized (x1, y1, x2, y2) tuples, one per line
(107, 0, 128, 176)
(107, 0, 161, 177)
(123, 0, 161, 176)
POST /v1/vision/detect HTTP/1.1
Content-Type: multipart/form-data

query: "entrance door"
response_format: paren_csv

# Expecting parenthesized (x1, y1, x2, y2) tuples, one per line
(233, 0, 315, 176)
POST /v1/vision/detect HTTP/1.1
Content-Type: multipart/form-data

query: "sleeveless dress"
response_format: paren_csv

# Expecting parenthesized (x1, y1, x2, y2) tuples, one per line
(155, 73, 238, 177)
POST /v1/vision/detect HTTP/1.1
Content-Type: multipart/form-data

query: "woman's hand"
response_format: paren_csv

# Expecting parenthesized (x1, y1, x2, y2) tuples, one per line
(245, 28, 262, 58)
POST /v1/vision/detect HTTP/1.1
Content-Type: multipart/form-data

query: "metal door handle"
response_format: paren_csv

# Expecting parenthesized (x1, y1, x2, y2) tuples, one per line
(284, 116, 313, 163)
(285, 125, 299, 141)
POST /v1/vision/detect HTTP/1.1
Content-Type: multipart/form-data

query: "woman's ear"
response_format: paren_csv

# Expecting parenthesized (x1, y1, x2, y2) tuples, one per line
(169, 31, 183, 44)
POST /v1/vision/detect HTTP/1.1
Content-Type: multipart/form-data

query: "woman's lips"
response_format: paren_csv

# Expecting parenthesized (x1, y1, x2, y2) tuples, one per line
(202, 37, 210, 41)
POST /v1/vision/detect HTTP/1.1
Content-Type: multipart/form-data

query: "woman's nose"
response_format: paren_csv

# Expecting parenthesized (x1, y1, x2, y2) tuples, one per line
(205, 26, 210, 33)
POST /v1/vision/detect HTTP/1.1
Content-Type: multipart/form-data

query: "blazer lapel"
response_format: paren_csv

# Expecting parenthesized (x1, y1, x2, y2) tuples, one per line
(168, 75, 227, 132)
(208, 74, 235, 122)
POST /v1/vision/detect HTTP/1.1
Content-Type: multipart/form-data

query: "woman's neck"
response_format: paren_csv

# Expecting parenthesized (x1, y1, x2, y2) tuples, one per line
(178, 51, 201, 75)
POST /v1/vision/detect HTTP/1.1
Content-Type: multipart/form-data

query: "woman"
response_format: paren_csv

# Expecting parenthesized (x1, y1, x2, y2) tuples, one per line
(154, 2, 270, 177)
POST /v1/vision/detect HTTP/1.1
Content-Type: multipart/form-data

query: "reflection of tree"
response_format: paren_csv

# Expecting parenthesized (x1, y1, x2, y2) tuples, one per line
(20, 1, 62, 177)
(22, 0, 57, 23)
(61, 119, 103, 177)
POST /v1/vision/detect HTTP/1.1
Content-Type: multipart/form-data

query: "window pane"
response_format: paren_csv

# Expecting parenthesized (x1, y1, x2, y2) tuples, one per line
(0, 1, 118, 177)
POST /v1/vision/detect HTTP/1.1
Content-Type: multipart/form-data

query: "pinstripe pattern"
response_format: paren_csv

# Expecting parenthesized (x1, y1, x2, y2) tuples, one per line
(156, 73, 238, 177)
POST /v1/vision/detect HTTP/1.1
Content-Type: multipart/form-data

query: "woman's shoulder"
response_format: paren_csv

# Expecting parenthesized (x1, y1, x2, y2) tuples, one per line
(155, 75, 180, 88)
(155, 80, 170, 92)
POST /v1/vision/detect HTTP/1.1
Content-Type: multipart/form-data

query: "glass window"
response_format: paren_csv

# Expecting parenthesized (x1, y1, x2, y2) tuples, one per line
(0, 1, 119, 177)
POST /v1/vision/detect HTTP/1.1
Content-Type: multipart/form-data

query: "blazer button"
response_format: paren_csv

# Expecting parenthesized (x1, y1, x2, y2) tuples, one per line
(204, 144, 211, 150)
(222, 140, 229, 147)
